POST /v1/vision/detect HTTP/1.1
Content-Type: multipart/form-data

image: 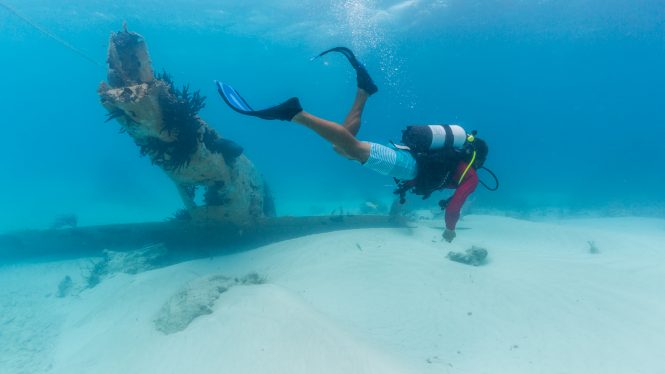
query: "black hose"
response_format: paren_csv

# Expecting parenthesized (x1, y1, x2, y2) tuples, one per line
(478, 166, 499, 191)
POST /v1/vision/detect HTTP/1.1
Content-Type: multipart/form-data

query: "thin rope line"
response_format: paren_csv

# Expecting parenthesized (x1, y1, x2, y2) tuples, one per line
(0, 1, 102, 67)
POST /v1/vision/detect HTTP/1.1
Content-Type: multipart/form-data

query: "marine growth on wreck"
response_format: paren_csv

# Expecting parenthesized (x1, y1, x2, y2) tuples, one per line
(98, 26, 274, 224)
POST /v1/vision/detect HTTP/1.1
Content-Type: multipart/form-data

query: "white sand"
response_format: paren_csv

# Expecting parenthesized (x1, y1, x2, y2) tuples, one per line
(1, 215, 664, 373)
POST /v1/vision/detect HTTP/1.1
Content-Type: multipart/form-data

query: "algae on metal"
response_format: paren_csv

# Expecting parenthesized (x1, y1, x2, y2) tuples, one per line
(98, 25, 273, 225)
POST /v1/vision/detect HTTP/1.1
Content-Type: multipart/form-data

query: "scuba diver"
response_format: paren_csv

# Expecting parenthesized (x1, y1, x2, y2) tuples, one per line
(215, 47, 493, 243)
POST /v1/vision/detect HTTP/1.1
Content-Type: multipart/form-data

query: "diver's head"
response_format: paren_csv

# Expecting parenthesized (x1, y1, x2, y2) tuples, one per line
(472, 137, 488, 169)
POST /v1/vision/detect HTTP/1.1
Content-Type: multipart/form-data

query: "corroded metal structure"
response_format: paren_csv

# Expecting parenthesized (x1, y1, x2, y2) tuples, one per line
(98, 26, 273, 225)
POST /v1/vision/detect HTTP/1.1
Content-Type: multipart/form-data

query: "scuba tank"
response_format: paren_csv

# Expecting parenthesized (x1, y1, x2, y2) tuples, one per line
(394, 124, 498, 204)
(401, 124, 467, 153)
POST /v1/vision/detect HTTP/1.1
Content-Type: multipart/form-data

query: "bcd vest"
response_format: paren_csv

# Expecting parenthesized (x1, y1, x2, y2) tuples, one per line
(394, 124, 483, 203)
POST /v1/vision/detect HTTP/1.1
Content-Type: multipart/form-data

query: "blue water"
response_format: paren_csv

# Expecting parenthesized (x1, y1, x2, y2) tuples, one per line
(1, 0, 664, 231)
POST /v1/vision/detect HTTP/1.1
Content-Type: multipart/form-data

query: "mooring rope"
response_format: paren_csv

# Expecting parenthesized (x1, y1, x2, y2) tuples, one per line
(0, 1, 102, 67)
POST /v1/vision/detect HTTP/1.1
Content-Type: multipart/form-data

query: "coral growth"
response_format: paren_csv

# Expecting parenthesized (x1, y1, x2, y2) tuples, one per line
(84, 243, 168, 288)
(153, 272, 265, 334)
(133, 71, 206, 170)
(106, 27, 153, 87)
(169, 209, 192, 222)
(202, 128, 243, 165)
(98, 28, 270, 224)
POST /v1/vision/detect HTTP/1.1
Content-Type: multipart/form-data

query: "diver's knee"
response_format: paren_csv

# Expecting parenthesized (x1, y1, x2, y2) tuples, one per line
(333, 142, 368, 162)
(349, 141, 370, 163)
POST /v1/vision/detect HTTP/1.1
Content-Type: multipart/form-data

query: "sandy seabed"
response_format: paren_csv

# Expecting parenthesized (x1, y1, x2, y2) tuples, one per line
(1, 215, 664, 374)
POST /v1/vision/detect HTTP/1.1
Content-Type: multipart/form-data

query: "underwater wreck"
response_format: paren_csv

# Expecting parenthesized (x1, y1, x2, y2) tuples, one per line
(99, 25, 271, 225)
(0, 26, 403, 261)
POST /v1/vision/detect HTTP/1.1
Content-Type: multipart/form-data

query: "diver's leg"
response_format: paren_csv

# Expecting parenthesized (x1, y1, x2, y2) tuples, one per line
(314, 47, 378, 95)
(291, 110, 417, 181)
(292, 112, 370, 163)
(342, 89, 369, 136)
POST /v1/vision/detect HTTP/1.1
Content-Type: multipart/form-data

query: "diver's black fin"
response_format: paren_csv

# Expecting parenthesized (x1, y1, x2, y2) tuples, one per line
(216, 81, 302, 121)
(313, 47, 378, 95)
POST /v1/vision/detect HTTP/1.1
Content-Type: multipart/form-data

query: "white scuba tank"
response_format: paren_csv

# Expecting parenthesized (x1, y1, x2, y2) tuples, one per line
(401, 124, 468, 152)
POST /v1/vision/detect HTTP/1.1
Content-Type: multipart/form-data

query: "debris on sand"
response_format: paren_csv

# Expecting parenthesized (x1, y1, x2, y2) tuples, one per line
(154, 272, 265, 334)
(56, 275, 73, 297)
(588, 241, 600, 254)
(447, 246, 488, 266)
(84, 243, 168, 288)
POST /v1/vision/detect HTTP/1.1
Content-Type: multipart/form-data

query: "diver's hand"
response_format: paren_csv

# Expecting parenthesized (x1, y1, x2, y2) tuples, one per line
(443, 229, 456, 243)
